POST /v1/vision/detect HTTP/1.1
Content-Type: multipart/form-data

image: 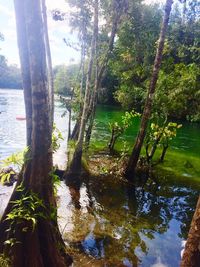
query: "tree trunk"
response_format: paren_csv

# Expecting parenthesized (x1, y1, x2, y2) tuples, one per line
(84, 0, 124, 147)
(0, 1, 72, 266)
(70, 117, 81, 141)
(13, 0, 32, 146)
(41, 0, 54, 128)
(181, 196, 200, 267)
(69, 24, 86, 141)
(64, 0, 99, 179)
(159, 144, 168, 162)
(124, 0, 173, 180)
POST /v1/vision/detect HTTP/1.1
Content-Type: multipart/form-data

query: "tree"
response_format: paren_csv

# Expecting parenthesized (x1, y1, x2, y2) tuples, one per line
(41, 0, 54, 129)
(0, 0, 72, 266)
(181, 196, 200, 267)
(64, 0, 99, 179)
(66, 0, 92, 141)
(111, 2, 162, 111)
(85, 0, 129, 147)
(125, 0, 173, 180)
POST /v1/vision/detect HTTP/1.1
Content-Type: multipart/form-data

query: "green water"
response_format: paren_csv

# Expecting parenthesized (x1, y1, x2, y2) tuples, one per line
(58, 105, 200, 266)
(93, 105, 200, 158)
(91, 105, 200, 180)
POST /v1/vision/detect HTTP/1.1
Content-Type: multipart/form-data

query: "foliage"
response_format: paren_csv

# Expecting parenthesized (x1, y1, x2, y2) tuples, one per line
(1, 147, 29, 171)
(0, 254, 10, 267)
(0, 58, 22, 89)
(108, 110, 140, 151)
(54, 64, 80, 96)
(155, 63, 200, 121)
(52, 124, 64, 152)
(5, 185, 46, 241)
(145, 121, 182, 162)
(0, 168, 16, 185)
(150, 122, 182, 144)
(109, 2, 200, 121)
(110, 2, 162, 111)
(50, 168, 61, 194)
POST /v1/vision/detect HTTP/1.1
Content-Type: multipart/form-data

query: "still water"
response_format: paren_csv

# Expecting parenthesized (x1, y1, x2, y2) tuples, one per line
(0, 89, 68, 167)
(0, 89, 200, 267)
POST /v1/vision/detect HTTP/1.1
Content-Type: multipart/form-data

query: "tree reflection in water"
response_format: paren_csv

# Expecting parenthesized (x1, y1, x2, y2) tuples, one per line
(60, 172, 199, 266)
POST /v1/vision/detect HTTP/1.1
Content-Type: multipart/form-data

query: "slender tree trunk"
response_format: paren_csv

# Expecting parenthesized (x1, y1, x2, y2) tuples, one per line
(124, 0, 173, 180)
(64, 0, 99, 179)
(147, 135, 162, 162)
(181, 196, 200, 267)
(159, 144, 168, 162)
(80, 35, 86, 99)
(84, 0, 124, 147)
(69, 26, 86, 141)
(68, 94, 73, 140)
(41, 0, 54, 128)
(70, 117, 80, 141)
(0, 1, 72, 266)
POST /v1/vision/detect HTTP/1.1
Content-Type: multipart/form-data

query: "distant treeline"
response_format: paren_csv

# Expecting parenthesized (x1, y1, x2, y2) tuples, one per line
(0, 55, 22, 89)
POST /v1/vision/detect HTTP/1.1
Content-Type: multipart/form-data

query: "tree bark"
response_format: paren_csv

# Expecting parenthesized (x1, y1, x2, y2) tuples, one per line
(124, 0, 173, 180)
(181, 196, 200, 267)
(0, 0, 72, 266)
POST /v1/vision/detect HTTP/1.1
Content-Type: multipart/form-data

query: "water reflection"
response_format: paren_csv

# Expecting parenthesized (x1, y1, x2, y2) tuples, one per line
(57, 173, 199, 267)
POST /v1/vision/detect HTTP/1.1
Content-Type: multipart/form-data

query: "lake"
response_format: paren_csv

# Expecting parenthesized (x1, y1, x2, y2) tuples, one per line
(0, 89, 200, 267)
(0, 88, 69, 168)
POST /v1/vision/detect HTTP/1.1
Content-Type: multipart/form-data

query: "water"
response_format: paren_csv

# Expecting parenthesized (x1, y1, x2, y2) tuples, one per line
(0, 89, 69, 168)
(0, 89, 200, 266)
(93, 105, 200, 158)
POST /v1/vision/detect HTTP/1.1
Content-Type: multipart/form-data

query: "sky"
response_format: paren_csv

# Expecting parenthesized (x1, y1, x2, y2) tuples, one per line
(0, 0, 164, 67)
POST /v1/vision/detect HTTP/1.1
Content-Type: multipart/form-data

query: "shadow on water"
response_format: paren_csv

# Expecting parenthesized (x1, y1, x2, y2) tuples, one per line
(57, 171, 200, 267)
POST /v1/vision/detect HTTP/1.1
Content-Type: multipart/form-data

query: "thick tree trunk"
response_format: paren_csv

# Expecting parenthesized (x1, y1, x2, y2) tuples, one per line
(124, 0, 173, 180)
(41, 0, 54, 128)
(181, 196, 200, 267)
(64, 0, 99, 178)
(0, 1, 72, 266)
(14, 0, 32, 146)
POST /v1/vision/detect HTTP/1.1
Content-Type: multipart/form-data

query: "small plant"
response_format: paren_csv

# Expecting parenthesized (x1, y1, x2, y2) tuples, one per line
(50, 168, 61, 194)
(1, 147, 29, 172)
(108, 110, 140, 152)
(0, 147, 29, 185)
(145, 121, 182, 163)
(5, 185, 46, 240)
(52, 124, 64, 152)
(0, 168, 16, 186)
